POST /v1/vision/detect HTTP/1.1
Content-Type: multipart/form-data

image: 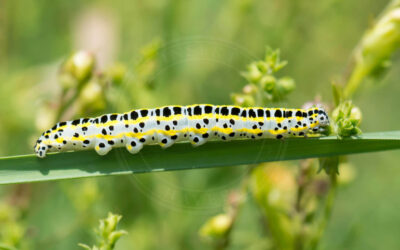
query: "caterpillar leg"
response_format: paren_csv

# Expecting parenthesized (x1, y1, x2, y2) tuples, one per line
(190, 133, 208, 146)
(158, 135, 175, 149)
(312, 126, 320, 132)
(125, 138, 143, 154)
(95, 140, 112, 155)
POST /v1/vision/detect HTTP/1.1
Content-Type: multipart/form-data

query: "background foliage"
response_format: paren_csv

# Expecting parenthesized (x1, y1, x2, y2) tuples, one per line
(1, 0, 400, 249)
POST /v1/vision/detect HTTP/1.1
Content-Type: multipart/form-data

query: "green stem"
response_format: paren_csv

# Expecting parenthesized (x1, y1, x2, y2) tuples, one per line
(55, 80, 88, 121)
(343, 63, 368, 99)
(255, 84, 264, 106)
(214, 172, 250, 250)
(294, 160, 314, 250)
(294, 188, 304, 250)
(55, 91, 78, 121)
(309, 170, 338, 250)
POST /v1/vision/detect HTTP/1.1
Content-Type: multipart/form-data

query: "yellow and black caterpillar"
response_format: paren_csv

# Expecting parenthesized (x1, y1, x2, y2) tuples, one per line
(34, 104, 330, 158)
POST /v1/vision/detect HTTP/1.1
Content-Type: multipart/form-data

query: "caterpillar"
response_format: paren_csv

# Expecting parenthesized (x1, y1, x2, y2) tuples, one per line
(34, 105, 330, 158)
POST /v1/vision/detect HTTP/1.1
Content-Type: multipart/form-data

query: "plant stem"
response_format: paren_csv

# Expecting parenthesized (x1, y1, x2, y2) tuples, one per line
(309, 169, 338, 250)
(343, 63, 368, 99)
(55, 80, 88, 121)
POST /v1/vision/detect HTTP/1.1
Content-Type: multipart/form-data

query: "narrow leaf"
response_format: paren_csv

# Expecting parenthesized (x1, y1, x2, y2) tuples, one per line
(0, 131, 399, 185)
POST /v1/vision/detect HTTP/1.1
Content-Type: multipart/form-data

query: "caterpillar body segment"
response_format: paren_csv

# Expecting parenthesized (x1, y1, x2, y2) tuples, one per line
(34, 105, 330, 158)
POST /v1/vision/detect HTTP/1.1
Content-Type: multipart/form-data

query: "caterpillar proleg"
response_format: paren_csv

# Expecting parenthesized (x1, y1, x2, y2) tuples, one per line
(34, 105, 330, 158)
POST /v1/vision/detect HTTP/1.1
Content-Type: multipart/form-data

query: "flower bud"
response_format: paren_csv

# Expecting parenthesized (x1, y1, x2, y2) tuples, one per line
(360, 8, 400, 73)
(231, 93, 255, 107)
(79, 213, 126, 249)
(79, 80, 105, 112)
(99, 213, 123, 236)
(277, 77, 295, 94)
(337, 119, 362, 137)
(242, 63, 263, 83)
(349, 106, 362, 125)
(242, 84, 258, 94)
(264, 48, 288, 72)
(345, 6, 400, 98)
(259, 75, 276, 92)
(332, 101, 362, 137)
(72, 51, 95, 81)
(199, 214, 233, 239)
(62, 51, 95, 85)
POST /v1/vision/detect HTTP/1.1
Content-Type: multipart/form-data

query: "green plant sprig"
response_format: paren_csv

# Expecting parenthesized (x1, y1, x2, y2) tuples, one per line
(79, 213, 127, 250)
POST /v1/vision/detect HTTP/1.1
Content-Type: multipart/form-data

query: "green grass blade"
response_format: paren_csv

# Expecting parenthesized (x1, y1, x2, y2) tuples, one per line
(1, 131, 400, 185)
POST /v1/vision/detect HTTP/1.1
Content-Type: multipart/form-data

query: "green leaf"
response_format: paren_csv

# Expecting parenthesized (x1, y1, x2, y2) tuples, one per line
(1, 131, 400, 185)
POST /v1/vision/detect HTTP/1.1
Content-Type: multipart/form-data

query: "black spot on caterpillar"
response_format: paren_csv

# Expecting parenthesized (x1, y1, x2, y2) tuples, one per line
(34, 104, 330, 158)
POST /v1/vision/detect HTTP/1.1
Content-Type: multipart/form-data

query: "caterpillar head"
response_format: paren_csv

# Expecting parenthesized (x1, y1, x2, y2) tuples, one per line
(34, 135, 49, 158)
(316, 108, 330, 127)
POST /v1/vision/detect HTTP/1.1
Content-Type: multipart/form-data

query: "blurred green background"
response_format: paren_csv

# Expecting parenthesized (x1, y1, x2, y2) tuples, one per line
(1, 0, 400, 249)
